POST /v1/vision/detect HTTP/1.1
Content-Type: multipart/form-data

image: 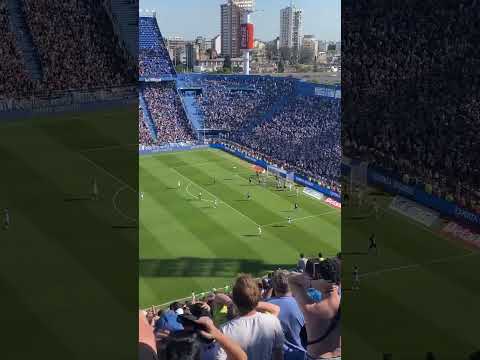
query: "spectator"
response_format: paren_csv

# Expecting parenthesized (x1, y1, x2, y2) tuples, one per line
(289, 259, 341, 359)
(215, 274, 284, 360)
(297, 254, 308, 272)
(268, 270, 306, 360)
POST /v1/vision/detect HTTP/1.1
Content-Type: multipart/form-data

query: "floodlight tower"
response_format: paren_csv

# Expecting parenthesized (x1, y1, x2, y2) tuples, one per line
(240, 2, 257, 75)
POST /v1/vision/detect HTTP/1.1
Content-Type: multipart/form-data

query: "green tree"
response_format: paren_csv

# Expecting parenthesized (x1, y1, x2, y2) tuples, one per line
(278, 60, 285, 73)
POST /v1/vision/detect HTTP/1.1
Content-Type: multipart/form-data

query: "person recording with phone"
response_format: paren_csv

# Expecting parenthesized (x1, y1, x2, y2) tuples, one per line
(288, 258, 341, 360)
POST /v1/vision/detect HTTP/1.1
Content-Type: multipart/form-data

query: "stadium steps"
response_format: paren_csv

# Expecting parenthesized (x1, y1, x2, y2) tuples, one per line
(175, 80, 205, 134)
(6, 0, 43, 81)
(108, 0, 138, 57)
(139, 89, 158, 141)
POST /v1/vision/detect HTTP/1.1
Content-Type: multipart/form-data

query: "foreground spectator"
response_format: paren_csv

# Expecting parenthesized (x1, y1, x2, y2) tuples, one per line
(215, 274, 284, 360)
(289, 259, 341, 359)
(269, 270, 306, 360)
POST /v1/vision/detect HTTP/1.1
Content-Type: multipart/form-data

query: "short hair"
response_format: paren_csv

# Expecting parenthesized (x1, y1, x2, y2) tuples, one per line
(317, 258, 341, 285)
(318, 252, 323, 258)
(232, 274, 261, 314)
(170, 302, 182, 312)
(300, 253, 304, 258)
(161, 331, 202, 360)
(271, 270, 290, 295)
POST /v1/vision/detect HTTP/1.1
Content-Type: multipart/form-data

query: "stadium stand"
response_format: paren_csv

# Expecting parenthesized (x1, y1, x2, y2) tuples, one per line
(343, 0, 480, 214)
(0, 0, 37, 99)
(139, 106, 154, 145)
(139, 16, 175, 77)
(0, 0, 136, 103)
(142, 82, 195, 144)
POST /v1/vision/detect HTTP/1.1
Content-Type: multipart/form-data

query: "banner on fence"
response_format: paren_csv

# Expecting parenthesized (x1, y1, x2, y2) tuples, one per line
(389, 196, 439, 227)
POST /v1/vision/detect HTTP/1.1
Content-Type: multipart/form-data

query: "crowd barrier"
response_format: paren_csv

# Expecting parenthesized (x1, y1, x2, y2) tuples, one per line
(0, 86, 137, 118)
(343, 159, 480, 228)
(211, 143, 341, 202)
(139, 143, 208, 155)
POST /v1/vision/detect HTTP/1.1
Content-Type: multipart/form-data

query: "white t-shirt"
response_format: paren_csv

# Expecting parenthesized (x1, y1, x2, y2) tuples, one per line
(215, 312, 284, 360)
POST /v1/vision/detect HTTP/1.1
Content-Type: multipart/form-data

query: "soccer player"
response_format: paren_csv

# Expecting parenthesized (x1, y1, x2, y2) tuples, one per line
(288, 183, 293, 192)
(353, 266, 360, 290)
(177, 180, 181, 189)
(368, 233, 378, 255)
(288, 216, 292, 224)
(258, 226, 262, 236)
(92, 177, 98, 200)
(246, 191, 251, 200)
(198, 192, 202, 201)
(294, 202, 299, 210)
(140, 192, 144, 200)
(3, 208, 10, 230)
(213, 199, 218, 208)
(249, 177, 252, 184)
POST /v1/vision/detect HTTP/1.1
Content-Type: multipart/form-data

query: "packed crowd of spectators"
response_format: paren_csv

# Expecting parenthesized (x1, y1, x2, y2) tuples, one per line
(189, 77, 296, 131)
(0, 1, 37, 99)
(139, 17, 175, 77)
(143, 83, 195, 144)
(343, 0, 480, 213)
(139, 106, 154, 145)
(139, 253, 342, 360)
(18, 0, 135, 92)
(233, 96, 341, 192)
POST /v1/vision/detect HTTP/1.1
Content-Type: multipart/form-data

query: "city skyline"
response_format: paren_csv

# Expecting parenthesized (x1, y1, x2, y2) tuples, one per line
(139, 0, 340, 42)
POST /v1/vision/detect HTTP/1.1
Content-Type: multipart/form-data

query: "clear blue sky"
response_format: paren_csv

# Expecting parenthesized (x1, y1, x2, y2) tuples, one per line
(139, 0, 340, 42)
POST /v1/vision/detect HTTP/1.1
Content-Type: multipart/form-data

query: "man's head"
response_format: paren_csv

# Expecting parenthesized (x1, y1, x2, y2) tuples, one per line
(317, 258, 341, 285)
(232, 274, 261, 315)
(300, 253, 305, 259)
(160, 331, 203, 360)
(271, 270, 290, 296)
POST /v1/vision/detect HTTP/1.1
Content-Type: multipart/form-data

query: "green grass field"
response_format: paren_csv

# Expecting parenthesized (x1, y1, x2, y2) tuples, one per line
(342, 190, 480, 359)
(139, 148, 341, 308)
(0, 107, 138, 359)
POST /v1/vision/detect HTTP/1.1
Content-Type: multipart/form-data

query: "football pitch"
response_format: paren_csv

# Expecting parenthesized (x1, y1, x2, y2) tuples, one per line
(139, 148, 341, 308)
(342, 191, 480, 359)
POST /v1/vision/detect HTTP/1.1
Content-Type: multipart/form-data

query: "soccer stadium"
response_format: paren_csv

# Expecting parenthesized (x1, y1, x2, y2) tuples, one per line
(138, 11, 342, 360)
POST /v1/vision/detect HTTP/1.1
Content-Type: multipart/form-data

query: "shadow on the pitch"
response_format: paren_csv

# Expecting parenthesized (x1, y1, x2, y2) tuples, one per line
(112, 224, 137, 229)
(139, 257, 293, 278)
(165, 186, 178, 190)
(242, 234, 258, 237)
(64, 196, 92, 202)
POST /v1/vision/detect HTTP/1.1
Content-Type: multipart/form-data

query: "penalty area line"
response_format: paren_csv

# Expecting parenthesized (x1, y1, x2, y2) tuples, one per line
(359, 252, 479, 279)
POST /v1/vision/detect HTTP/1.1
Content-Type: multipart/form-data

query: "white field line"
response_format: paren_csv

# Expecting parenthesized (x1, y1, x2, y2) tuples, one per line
(78, 152, 137, 194)
(185, 182, 215, 205)
(261, 210, 339, 228)
(170, 167, 260, 227)
(112, 185, 137, 223)
(359, 252, 479, 279)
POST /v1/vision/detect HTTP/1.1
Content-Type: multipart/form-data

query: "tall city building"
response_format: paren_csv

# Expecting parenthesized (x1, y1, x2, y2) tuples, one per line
(220, 0, 243, 58)
(280, 3, 303, 53)
(302, 35, 318, 57)
(185, 42, 199, 70)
